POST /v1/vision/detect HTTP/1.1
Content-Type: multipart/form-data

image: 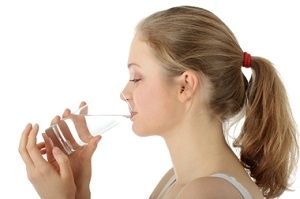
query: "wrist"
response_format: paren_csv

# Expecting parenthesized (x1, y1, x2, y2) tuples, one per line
(75, 187, 91, 199)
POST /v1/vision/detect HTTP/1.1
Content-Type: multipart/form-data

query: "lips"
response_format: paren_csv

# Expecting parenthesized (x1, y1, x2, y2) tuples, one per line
(130, 112, 137, 119)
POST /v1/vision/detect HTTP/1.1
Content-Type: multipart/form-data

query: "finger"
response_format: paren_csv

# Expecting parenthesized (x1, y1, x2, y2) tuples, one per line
(37, 142, 46, 154)
(81, 135, 102, 159)
(79, 101, 87, 114)
(63, 102, 92, 144)
(67, 101, 89, 144)
(72, 102, 91, 143)
(37, 142, 45, 150)
(40, 148, 46, 155)
(62, 108, 71, 119)
(45, 122, 69, 155)
(79, 101, 87, 108)
(26, 124, 48, 167)
(42, 133, 56, 162)
(50, 115, 61, 125)
(58, 120, 80, 151)
(42, 133, 54, 150)
(52, 147, 74, 181)
(19, 123, 34, 166)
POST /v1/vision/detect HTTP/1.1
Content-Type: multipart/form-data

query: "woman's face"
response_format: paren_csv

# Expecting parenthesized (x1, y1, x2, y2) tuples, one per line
(122, 33, 182, 137)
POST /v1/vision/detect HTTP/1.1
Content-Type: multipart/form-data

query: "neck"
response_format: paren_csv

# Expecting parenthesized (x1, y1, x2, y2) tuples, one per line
(162, 114, 233, 184)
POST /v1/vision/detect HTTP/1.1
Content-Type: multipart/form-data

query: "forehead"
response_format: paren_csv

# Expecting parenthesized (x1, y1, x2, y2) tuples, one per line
(127, 33, 176, 86)
(128, 33, 158, 69)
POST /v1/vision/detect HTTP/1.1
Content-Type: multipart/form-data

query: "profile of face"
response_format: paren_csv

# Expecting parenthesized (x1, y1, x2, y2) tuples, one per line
(121, 32, 184, 137)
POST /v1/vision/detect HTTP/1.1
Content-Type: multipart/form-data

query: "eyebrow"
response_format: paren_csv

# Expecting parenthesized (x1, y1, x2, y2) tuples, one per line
(127, 63, 142, 69)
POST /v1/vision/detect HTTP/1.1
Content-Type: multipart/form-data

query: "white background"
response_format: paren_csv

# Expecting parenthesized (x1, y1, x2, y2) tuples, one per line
(1, 0, 299, 198)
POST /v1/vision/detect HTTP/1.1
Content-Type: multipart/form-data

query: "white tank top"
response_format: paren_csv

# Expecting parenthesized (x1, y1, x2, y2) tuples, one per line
(157, 173, 253, 199)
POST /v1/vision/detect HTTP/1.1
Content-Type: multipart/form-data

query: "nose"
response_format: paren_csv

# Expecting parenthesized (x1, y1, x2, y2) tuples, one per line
(120, 86, 127, 101)
(120, 82, 130, 100)
(120, 91, 127, 101)
(120, 83, 133, 111)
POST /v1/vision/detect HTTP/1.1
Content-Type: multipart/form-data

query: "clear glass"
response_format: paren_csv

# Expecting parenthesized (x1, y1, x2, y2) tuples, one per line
(45, 89, 130, 155)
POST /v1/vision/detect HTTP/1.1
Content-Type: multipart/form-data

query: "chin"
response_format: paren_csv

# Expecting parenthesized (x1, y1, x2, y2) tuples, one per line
(132, 125, 157, 137)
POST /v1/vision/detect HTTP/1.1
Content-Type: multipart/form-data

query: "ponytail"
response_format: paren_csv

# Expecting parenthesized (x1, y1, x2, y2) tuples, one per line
(234, 57, 299, 198)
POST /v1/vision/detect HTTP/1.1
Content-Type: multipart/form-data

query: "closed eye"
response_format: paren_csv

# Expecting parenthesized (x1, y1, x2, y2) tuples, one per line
(129, 79, 141, 83)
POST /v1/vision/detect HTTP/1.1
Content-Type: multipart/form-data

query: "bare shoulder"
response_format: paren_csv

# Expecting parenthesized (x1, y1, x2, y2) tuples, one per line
(177, 176, 244, 199)
(149, 168, 175, 199)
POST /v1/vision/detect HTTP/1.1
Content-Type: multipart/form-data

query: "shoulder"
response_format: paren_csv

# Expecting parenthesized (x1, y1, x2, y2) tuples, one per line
(177, 176, 244, 199)
(149, 168, 175, 199)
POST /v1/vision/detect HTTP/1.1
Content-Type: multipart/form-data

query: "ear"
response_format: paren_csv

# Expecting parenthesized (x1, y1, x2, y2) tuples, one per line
(177, 71, 199, 102)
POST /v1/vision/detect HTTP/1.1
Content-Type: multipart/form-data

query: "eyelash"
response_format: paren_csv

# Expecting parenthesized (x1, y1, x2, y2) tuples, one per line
(129, 78, 141, 83)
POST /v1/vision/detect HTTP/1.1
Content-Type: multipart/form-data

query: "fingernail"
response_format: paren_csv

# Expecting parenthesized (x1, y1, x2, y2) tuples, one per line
(95, 135, 102, 143)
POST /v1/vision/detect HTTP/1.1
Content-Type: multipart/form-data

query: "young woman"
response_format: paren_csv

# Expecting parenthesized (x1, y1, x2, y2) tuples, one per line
(19, 6, 298, 199)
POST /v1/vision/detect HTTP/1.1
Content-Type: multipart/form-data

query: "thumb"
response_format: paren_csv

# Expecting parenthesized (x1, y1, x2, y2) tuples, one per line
(53, 147, 73, 180)
(82, 135, 102, 159)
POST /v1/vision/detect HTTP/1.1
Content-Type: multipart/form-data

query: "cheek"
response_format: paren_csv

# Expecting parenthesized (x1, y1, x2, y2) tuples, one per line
(136, 84, 162, 115)
(133, 82, 177, 135)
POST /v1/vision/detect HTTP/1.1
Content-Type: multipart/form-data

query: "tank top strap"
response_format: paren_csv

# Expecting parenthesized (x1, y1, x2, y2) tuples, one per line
(211, 173, 253, 199)
(156, 174, 176, 199)
(157, 173, 253, 199)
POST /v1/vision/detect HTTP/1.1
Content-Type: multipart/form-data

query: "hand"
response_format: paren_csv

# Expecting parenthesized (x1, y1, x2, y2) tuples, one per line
(19, 102, 101, 199)
(47, 103, 102, 198)
(19, 123, 77, 199)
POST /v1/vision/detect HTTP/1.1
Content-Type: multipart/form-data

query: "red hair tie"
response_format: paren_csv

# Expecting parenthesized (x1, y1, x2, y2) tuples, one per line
(243, 52, 251, 68)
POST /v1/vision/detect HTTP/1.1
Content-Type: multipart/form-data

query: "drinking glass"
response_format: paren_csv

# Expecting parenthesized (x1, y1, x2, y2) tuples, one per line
(45, 88, 130, 155)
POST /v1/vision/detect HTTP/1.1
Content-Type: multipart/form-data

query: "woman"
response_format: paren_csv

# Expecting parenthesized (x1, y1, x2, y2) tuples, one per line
(19, 6, 298, 199)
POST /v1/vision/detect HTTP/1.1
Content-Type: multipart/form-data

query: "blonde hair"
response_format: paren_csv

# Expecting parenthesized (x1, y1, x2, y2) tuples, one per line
(136, 6, 298, 198)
